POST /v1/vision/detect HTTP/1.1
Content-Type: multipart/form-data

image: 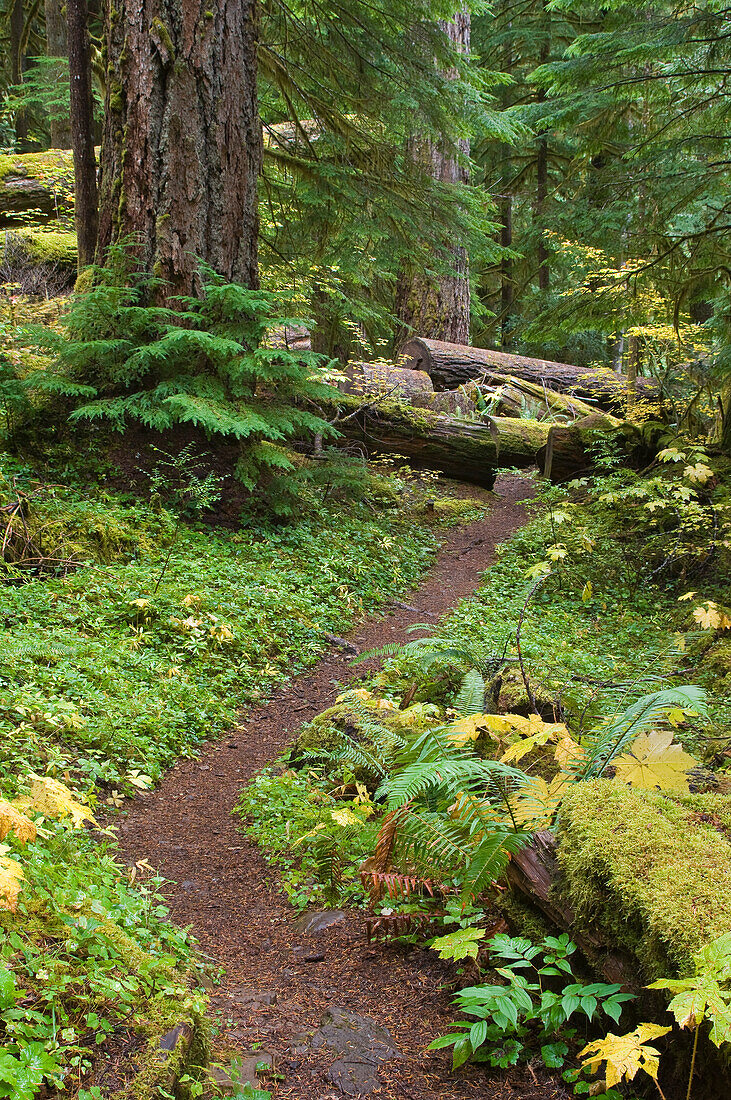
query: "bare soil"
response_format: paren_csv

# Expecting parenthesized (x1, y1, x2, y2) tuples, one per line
(113, 474, 570, 1099)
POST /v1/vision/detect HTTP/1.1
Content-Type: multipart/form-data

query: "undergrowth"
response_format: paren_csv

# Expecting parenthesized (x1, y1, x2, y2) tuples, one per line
(0, 448, 469, 1097)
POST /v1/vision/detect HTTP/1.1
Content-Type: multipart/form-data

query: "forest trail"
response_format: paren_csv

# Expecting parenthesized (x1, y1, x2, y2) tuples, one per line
(113, 474, 564, 1100)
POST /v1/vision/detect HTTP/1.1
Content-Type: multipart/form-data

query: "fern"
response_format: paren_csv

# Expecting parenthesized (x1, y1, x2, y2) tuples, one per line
(578, 686, 708, 780)
(455, 669, 486, 716)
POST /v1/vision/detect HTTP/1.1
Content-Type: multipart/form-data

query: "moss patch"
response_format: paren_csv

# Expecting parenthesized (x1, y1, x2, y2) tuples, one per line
(555, 779, 731, 981)
(9, 226, 77, 268)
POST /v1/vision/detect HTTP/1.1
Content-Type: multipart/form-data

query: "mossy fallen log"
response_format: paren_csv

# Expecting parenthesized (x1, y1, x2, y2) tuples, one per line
(329, 396, 550, 487)
(326, 396, 651, 486)
(0, 150, 76, 224)
(400, 336, 661, 411)
(506, 781, 731, 985)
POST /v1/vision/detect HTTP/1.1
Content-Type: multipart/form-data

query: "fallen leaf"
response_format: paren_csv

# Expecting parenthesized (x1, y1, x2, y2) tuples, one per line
(612, 731, 697, 792)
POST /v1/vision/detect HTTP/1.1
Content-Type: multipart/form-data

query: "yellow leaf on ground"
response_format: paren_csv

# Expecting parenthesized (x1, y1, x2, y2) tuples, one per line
(0, 800, 36, 845)
(27, 775, 97, 828)
(0, 857, 24, 911)
(579, 1024, 671, 1088)
(554, 734, 587, 771)
(612, 731, 697, 792)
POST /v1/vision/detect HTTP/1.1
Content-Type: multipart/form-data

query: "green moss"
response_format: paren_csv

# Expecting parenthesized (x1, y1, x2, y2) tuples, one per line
(555, 779, 731, 981)
(9, 227, 77, 267)
(0, 149, 74, 183)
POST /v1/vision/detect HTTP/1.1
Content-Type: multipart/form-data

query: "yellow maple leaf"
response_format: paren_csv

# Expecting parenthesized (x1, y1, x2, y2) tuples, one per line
(612, 731, 697, 792)
(579, 1024, 670, 1088)
(331, 807, 365, 829)
(0, 856, 24, 911)
(554, 734, 587, 771)
(26, 775, 97, 828)
(693, 603, 722, 630)
(0, 800, 36, 845)
(507, 776, 567, 829)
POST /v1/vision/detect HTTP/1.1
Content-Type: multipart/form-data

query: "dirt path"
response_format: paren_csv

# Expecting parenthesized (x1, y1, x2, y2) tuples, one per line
(114, 474, 567, 1100)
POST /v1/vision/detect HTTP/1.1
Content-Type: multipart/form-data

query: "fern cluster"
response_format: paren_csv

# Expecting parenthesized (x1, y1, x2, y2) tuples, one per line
(28, 249, 339, 513)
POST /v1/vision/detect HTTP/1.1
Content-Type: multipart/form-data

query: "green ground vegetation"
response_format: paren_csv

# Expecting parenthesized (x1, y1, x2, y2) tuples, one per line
(0, 439, 472, 1098)
(237, 450, 731, 1093)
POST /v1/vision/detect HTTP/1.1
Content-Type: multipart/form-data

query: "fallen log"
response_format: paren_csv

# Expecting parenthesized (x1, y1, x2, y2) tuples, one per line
(400, 337, 661, 411)
(506, 831, 638, 988)
(329, 397, 549, 488)
(338, 362, 434, 398)
(466, 376, 617, 424)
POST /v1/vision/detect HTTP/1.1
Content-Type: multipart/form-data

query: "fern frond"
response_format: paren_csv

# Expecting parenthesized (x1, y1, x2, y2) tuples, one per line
(455, 669, 486, 717)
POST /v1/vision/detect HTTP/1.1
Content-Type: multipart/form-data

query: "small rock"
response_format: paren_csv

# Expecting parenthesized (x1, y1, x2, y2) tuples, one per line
(158, 1022, 192, 1058)
(231, 985, 277, 1007)
(208, 1065, 236, 1094)
(295, 910, 346, 936)
(182, 880, 196, 890)
(235, 1051, 273, 1086)
(293, 947, 325, 962)
(308, 1006, 402, 1096)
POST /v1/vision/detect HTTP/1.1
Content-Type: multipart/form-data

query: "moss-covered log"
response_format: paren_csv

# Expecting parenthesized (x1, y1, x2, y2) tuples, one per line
(400, 336, 661, 410)
(506, 781, 731, 985)
(330, 397, 550, 487)
(0, 150, 76, 224)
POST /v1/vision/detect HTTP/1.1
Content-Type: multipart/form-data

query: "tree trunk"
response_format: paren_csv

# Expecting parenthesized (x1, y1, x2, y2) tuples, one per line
(400, 336, 661, 409)
(10, 0, 28, 148)
(395, 10, 471, 345)
(45, 0, 72, 148)
(499, 193, 513, 347)
(97, 0, 262, 298)
(68, 0, 99, 269)
(535, 1, 550, 291)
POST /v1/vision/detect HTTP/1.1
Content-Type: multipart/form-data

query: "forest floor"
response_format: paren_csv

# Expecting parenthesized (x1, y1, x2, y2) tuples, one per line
(113, 474, 569, 1100)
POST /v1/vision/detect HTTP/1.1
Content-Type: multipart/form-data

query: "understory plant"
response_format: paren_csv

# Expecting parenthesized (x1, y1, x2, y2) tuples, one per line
(27, 247, 338, 513)
(429, 932, 634, 1071)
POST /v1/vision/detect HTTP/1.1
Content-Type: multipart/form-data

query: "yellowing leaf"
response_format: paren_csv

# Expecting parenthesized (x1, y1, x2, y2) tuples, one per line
(692, 601, 731, 631)
(678, 591, 697, 602)
(507, 777, 567, 829)
(0, 857, 24, 911)
(684, 462, 714, 485)
(581, 580, 593, 604)
(612, 731, 697, 792)
(0, 800, 36, 845)
(554, 734, 587, 771)
(501, 724, 568, 764)
(331, 807, 365, 829)
(579, 1024, 670, 1088)
(27, 775, 97, 828)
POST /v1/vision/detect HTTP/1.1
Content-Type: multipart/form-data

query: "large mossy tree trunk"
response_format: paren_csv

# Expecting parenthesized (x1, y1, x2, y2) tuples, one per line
(394, 10, 471, 346)
(97, 0, 262, 297)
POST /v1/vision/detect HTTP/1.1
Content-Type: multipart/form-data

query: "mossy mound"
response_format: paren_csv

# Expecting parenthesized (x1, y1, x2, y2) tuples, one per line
(10, 226, 77, 268)
(555, 779, 731, 981)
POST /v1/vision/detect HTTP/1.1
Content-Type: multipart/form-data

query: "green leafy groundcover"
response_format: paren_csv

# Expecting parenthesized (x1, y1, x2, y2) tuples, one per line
(0, 494, 438, 798)
(0, 475, 450, 1098)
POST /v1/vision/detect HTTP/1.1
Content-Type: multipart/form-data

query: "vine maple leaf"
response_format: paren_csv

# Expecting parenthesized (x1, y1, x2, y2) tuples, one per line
(649, 933, 731, 1047)
(612, 731, 696, 791)
(579, 1024, 670, 1088)
(23, 775, 97, 828)
(0, 800, 36, 845)
(0, 857, 24, 912)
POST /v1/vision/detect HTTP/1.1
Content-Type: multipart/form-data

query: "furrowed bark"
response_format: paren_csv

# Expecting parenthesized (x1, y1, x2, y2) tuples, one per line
(97, 0, 262, 297)
(45, 0, 72, 148)
(395, 10, 471, 345)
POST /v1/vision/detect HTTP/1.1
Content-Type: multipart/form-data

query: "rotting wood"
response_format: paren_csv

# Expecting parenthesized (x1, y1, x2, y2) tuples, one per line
(506, 831, 638, 989)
